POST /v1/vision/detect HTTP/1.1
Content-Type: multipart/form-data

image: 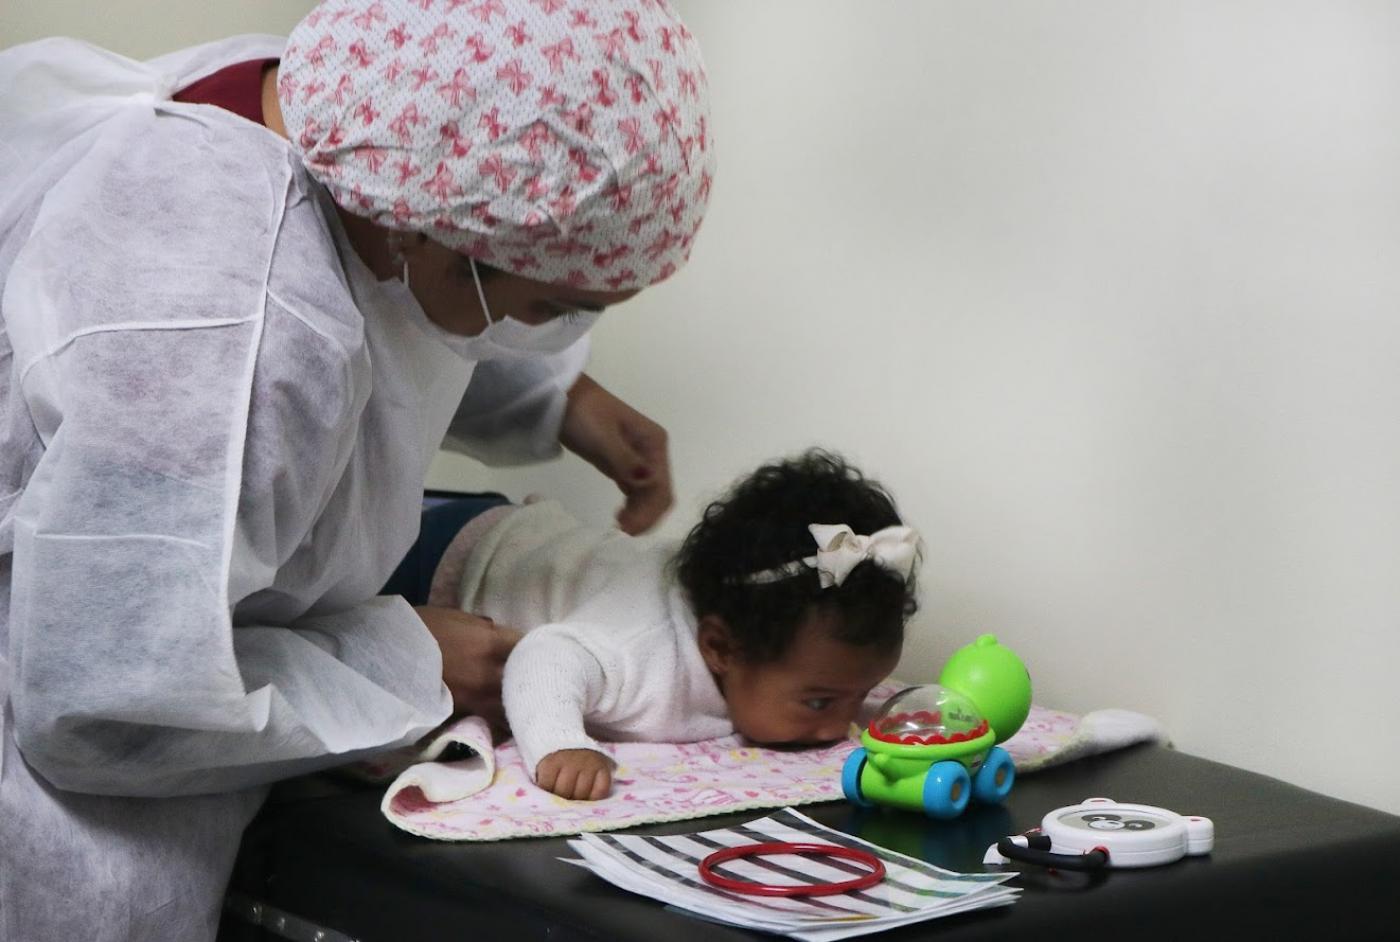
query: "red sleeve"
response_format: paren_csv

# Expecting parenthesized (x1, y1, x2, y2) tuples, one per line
(172, 58, 278, 127)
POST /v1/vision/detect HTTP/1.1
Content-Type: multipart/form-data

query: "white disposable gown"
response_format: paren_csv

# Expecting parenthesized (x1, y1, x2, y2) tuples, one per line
(0, 36, 590, 941)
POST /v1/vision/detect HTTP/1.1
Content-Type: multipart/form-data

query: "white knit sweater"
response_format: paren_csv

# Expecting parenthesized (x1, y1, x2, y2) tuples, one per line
(457, 501, 732, 777)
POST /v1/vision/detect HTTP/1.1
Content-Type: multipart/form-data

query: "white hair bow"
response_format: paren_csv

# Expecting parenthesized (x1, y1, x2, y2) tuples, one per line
(743, 524, 920, 588)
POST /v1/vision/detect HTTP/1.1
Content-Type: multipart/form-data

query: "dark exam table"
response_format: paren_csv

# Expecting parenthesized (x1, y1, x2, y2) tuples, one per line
(222, 744, 1400, 941)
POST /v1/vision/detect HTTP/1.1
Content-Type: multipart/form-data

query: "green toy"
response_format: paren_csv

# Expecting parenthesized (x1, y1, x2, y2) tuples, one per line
(842, 635, 1032, 820)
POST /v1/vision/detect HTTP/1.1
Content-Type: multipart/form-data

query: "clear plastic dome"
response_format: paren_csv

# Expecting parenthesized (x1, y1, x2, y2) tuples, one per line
(868, 684, 990, 745)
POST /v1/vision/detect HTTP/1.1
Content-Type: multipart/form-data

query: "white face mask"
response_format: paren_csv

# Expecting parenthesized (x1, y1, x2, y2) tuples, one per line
(466, 256, 600, 359)
(474, 306, 602, 358)
(398, 254, 600, 361)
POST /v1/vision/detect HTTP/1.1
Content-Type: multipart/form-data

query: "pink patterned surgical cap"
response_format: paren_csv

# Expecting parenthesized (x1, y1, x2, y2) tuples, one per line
(280, 0, 714, 291)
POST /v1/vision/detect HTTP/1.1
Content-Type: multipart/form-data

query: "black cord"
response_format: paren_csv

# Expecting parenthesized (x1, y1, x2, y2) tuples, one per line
(995, 837, 1110, 872)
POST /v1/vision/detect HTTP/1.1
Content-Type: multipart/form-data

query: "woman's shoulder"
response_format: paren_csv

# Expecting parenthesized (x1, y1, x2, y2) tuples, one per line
(93, 107, 367, 355)
(70, 102, 297, 239)
(14, 104, 305, 318)
(7, 103, 372, 412)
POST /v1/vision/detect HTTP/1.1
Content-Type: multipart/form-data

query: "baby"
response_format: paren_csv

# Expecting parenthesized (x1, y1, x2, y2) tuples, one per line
(449, 449, 920, 800)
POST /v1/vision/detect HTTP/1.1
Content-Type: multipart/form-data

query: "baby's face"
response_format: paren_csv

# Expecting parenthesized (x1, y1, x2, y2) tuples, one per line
(719, 611, 901, 748)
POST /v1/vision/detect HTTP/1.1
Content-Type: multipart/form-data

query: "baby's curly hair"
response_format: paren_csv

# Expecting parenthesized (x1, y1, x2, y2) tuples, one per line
(673, 449, 918, 664)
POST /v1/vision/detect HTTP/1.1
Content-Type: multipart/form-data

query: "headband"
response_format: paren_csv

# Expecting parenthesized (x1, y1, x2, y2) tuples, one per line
(742, 524, 919, 589)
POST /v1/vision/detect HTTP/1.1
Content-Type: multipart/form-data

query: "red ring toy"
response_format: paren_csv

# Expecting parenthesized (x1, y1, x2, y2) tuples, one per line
(697, 842, 886, 897)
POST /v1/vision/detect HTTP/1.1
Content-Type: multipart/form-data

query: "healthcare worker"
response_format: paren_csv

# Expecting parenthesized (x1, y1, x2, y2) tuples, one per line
(0, 0, 713, 938)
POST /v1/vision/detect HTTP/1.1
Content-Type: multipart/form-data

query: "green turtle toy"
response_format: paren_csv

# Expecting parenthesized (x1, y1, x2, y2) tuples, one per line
(842, 634, 1032, 819)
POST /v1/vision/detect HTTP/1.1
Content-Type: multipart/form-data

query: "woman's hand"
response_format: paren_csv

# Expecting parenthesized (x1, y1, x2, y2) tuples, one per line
(535, 748, 613, 800)
(415, 606, 522, 738)
(560, 373, 673, 535)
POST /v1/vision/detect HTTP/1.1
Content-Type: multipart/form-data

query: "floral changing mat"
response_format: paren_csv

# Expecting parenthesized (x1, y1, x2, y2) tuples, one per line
(369, 685, 1166, 842)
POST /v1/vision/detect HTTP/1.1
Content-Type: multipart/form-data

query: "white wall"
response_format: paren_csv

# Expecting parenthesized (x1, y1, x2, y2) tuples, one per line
(1, 0, 314, 59)
(8, 2, 1397, 814)
(451, 1, 1400, 815)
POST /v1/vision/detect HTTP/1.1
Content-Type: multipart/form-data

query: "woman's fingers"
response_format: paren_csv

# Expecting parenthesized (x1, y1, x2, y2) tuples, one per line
(614, 419, 673, 533)
(415, 607, 522, 716)
(561, 374, 675, 534)
(616, 478, 673, 535)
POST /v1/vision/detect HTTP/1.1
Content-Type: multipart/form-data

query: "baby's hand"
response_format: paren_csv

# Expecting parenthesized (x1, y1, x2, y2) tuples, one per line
(535, 748, 612, 801)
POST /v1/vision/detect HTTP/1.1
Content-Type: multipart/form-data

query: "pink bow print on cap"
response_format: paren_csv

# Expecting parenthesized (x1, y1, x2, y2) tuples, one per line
(280, 0, 715, 291)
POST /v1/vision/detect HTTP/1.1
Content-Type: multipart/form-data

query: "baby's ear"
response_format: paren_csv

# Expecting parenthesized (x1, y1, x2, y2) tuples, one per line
(696, 615, 737, 675)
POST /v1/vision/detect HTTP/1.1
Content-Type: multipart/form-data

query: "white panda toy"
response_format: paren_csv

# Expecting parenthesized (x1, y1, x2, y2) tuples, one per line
(984, 797, 1214, 870)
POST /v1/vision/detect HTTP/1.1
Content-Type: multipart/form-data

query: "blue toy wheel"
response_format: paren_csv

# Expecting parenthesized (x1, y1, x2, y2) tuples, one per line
(921, 760, 972, 820)
(842, 748, 875, 807)
(972, 746, 1015, 804)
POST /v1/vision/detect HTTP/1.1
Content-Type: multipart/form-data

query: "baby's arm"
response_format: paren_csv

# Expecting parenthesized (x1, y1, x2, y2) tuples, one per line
(502, 628, 614, 800)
